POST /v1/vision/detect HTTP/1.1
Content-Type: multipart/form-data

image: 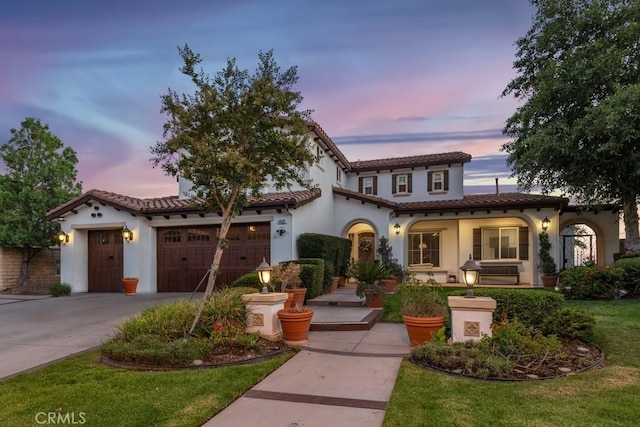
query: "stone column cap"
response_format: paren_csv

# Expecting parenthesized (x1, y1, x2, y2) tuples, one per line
(242, 292, 288, 304)
(447, 295, 497, 310)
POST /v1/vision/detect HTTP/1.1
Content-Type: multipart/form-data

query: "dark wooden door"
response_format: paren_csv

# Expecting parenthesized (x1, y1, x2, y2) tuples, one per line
(88, 230, 123, 292)
(156, 223, 270, 292)
(358, 232, 375, 262)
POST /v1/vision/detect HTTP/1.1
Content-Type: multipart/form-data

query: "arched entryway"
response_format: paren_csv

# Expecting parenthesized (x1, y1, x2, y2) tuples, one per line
(560, 223, 598, 269)
(345, 222, 376, 262)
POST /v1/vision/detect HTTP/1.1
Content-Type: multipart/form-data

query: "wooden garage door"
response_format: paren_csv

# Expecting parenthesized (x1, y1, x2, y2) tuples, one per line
(88, 230, 124, 292)
(157, 223, 270, 292)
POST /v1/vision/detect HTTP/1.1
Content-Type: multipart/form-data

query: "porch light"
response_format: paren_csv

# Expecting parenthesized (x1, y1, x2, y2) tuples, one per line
(460, 254, 481, 298)
(256, 257, 272, 294)
(56, 231, 69, 245)
(394, 222, 401, 235)
(121, 225, 134, 242)
(541, 216, 550, 231)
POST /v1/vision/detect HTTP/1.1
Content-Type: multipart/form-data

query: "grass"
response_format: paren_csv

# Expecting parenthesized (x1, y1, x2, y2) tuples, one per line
(0, 350, 292, 426)
(383, 299, 640, 427)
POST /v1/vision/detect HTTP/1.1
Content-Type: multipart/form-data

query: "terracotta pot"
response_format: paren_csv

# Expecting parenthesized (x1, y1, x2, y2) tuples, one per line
(380, 277, 400, 293)
(542, 275, 558, 288)
(277, 308, 314, 346)
(282, 292, 294, 309)
(330, 277, 340, 293)
(121, 277, 139, 296)
(366, 294, 384, 308)
(338, 276, 349, 287)
(402, 315, 446, 346)
(286, 288, 307, 308)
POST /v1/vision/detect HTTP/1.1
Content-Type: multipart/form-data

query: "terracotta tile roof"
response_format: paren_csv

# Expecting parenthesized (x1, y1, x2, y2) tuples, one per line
(332, 188, 569, 214)
(332, 186, 398, 209)
(351, 151, 472, 172)
(308, 121, 351, 171)
(46, 188, 322, 220)
(396, 192, 569, 214)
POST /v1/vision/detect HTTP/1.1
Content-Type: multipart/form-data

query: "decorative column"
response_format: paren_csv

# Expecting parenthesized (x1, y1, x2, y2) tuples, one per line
(242, 292, 288, 341)
(447, 296, 497, 343)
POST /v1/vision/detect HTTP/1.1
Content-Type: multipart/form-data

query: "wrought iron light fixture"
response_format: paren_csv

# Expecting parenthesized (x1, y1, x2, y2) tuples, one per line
(394, 222, 401, 235)
(460, 254, 481, 298)
(121, 225, 134, 242)
(256, 257, 272, 294)
(541, 216, 550, 231)
(56, 230, 69, 245)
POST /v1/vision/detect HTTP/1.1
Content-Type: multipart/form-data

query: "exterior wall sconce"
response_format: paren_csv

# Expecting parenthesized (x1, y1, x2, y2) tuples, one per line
(121, 225, 134, 242)
(394, 222, 401, 235)
(541, 216, 550, 231)
(57, 231, 69, 245)
(276, 227, 286, 236)
(460, 254, 481, 298)
(256, 257, 272, 294)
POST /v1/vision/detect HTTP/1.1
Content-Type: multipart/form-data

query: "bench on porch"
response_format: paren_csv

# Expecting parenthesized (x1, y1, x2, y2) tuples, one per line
(478, 264, 520, 285)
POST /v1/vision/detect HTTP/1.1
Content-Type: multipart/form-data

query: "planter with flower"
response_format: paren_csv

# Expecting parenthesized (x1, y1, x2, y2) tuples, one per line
(272, 262, 314, 345)
(349, 260, 391, 308)
(398, 273, 447, 346)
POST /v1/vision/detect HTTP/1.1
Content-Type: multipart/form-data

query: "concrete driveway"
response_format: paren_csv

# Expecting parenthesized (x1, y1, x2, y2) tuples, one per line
(0, 292, 192, 380)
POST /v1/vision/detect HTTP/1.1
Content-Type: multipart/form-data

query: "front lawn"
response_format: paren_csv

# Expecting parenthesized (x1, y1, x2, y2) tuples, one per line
(0, 351, 292, 426)
(384, 299, 640, 426)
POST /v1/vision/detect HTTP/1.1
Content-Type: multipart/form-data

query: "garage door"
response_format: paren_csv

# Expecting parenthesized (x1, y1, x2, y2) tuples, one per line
(88, 229, 124, 292)
(157, 223, 271, 292)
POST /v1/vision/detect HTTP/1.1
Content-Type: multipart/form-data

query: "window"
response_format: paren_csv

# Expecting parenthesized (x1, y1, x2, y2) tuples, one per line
(408, 232, 440, 267)
(428, 170, 449, 192)
(162, 230, 182, 243)
(316, 146, 325, 168)
(392, 173, 412, 194)
(336, 167, 342, 182)
(473, 227, 529, 261)
(358, 176, 377, 195)
(187, 229, 210, 242)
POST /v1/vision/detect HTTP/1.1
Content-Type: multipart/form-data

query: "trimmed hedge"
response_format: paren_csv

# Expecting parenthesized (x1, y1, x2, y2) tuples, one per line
(230, 271, 262, 290)
(614, 256, 640, 298)
(297, 233, 352, 284)
(456, 288, 564, 329)
(285, 259, 324, 300)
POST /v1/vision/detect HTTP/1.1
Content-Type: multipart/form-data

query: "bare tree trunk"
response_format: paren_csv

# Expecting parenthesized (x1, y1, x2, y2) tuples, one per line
(623, 196, 640, 254)
(188, 213, 234, 336)
(15, 247, 37, 291)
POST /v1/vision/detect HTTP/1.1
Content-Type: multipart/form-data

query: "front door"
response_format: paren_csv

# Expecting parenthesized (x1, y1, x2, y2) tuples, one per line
(88, 229, 124, 292)
(358, 232, 375, 262)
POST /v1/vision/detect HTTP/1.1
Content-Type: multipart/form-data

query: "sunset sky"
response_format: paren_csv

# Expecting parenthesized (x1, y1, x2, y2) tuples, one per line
(0, 0, 535, 198)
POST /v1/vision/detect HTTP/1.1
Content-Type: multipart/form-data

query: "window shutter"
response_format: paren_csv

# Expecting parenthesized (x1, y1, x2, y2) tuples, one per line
(372, 176, 378, 195)
(408, 173, 413, 193)
(358, 177, 363, 193)
(472, 228, 481, 260)
(519, 227, 529, 260)
(392, 174, 397, 194)
(427, 171, 433, 192)
(443, 170, 449, 191)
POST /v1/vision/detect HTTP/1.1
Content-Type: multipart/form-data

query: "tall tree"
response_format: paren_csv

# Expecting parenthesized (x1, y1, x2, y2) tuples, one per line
(0, 118, 82, 290)
(151, 45, 316, 330)
(501, 0, 640, 253)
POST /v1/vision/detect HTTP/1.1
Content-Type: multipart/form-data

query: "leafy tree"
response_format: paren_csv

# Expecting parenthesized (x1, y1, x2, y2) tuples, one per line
(501, 0, 640, 253)
(151, 45, 316, 332)
(0, 118, 82, 290)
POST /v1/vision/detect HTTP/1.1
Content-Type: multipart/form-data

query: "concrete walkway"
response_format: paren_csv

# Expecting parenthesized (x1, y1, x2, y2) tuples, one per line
(204, 323, 410, 427)
(0, 292, 190, 380)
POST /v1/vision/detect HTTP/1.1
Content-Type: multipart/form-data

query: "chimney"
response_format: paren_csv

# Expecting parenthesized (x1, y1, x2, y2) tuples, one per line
(495, 178, 499, 195)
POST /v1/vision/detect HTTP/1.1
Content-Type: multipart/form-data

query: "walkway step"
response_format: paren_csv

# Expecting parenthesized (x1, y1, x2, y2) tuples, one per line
(309, 306, 382, 331)
(306, 287, 365, 308)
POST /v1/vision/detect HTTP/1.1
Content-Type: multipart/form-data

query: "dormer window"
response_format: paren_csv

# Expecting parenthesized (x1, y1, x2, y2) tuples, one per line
(428, 170, 449, 192)
(359, 176, 377, 195)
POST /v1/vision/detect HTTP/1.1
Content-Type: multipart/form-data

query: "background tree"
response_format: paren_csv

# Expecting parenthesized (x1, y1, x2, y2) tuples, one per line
(0, 118, 82, 290)
(151, 45, 316, 330)
(501, 0, 640, 253)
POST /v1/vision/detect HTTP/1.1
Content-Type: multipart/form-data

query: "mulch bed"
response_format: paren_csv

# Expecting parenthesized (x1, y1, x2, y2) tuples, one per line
(412, 339, 605, 381)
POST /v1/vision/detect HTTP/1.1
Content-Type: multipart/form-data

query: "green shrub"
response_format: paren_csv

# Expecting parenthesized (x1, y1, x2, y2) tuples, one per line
(117, 299, 196, 342)
(286, 259, 324, 299)
(559, 261, 625, 300)
(614, 256, 640, 297)
(49, 282, 71, 297)
(541, 307, 596, 341)
(196, 287, 254, 339)
(483, 316, 562, 363)
(297, 233, 352, 279)
(466, 288, 564, 329)
(230, 271, 262, 290)
(101, 335, 211, 366)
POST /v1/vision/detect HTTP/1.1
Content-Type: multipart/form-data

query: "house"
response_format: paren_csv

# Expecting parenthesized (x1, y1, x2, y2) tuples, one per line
(46, 122, 620, 292)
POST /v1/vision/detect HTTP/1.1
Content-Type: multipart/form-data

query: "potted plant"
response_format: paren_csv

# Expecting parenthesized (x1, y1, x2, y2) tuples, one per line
(271, 262, 303, 308)
(277, 304, 314, 346)
(349, 260, 391, 307)
(398, 273, 447, 346)
(377, 236, 404, 292)
(539, 231, 558, 288)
